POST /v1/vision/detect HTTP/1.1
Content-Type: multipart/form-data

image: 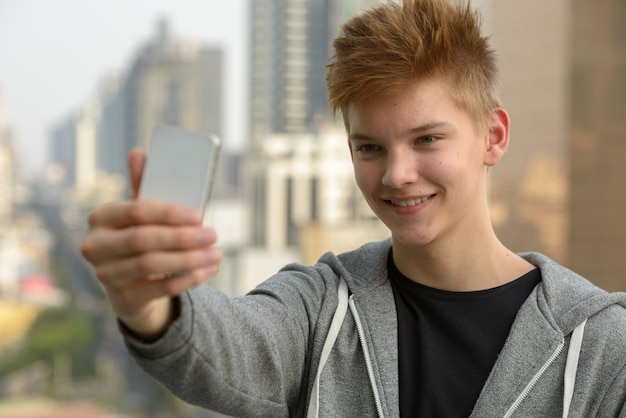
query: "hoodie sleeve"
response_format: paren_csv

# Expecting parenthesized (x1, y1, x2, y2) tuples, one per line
(121, 263, 339, 418)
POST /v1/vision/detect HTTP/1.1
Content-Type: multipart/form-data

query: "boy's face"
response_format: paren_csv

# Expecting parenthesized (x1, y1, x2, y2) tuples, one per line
(346, 78, 505, 250)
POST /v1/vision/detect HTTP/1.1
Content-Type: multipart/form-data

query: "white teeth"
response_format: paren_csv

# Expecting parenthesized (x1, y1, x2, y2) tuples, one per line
(390, 196, 430, 207)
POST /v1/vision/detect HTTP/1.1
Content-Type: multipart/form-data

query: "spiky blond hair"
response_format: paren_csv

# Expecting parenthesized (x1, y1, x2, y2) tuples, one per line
(326, 0, 500, 129)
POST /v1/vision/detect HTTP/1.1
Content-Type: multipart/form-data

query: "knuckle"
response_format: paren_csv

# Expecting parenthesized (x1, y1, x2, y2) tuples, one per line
(128, 202, 147, 224)
(86, 209, 99, 228)
(208, 263, 221, 278)
(116, 287, 135, 306)
(165, 205, 184, 224)
(183, 252, 197, 270)
(80, 238, 95, 260)
(167, 229, 185, 248)
(213, 248, 223, 263)
(125, 227, 146, 251)
(136, 254, 157, 275)
(179, 229, 196, 248)
(161, 279, 180, 296)
(94, 266, 110, 284)
(190, 270, 209, 286)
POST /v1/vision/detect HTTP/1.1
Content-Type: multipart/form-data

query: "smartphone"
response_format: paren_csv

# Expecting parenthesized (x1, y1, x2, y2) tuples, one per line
(138, 124, 221, 225)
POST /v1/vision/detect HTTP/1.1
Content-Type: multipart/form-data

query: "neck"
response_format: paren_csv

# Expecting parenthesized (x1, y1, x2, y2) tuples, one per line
(392, 223, 534, 292)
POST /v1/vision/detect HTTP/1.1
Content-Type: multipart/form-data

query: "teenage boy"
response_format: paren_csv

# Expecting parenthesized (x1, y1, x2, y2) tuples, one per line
(81, 0, 626, 416)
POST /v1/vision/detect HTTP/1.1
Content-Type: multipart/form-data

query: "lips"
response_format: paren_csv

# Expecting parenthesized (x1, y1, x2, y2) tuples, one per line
(388, 195, 433, 207)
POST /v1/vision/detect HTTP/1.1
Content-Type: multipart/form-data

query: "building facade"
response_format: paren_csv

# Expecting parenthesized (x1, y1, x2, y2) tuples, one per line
(0, 93, 15, 222)
(247, 124, 387, 262)
(121, 20, 224, 159)
(247, 0, 385, 248)
(481, 0, 626, 291)
(50, 20, 232, 201)
(567, 0, 626, 291)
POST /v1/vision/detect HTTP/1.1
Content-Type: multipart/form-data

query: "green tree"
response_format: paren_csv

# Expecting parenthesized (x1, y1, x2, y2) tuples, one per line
(0, 306, 98, 378)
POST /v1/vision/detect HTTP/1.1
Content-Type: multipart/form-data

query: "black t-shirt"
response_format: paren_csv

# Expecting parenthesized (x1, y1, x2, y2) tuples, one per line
(388, 251, 542, 417)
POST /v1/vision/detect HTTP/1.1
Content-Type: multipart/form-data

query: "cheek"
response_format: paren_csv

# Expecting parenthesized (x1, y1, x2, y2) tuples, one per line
(429, 149, 477, 178)
(353, 162, 379, 192)
(439, 152, 484, 190)
(422, 157, 456, 183)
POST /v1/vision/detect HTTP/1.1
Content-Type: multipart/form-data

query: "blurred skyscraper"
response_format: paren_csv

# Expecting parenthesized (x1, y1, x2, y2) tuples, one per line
(50, 20, 231, 202)
(50, 101, 99, 191)
(121, 20, 224, 156)
(249, 0, 380, 140)
(97, 75, 125, 179)
(0, 93, 53, 301)
(119, 20, 236, 199)
(568, 0, 626, 291)
(0, 92, 15, 223)
(481, 0, 626, 291)
(247, 0, 385, 248)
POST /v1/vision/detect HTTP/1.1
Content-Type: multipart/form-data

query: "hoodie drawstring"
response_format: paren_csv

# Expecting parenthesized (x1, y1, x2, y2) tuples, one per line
(562, 319, 588, 417)
(307, 278, 349, 418)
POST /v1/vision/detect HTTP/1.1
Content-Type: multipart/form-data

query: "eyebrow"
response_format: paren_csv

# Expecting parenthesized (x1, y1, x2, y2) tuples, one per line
(349, 121, 453, 141)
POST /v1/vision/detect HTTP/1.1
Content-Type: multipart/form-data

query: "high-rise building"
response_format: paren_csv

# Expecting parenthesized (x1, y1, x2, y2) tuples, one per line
(97, 75, 126, 178)
(50, 101, 99, 191)
(120, 20, 224, 167)
(51, 20, 231, 200)
(247, 0, 384, 247)
(0, 92, 15, 222)
(568, 0, 626, 291)
(249, 0, 384, 143)
(117, 20, 229, 198)
(230, 124, 391, 295)
(258, 126, 382, 248)
(249, 0, 309, 140)
(479, 0, 626, 291)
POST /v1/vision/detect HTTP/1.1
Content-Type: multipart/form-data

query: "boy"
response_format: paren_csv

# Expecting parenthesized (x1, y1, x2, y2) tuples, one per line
(81, 0, 626, 416)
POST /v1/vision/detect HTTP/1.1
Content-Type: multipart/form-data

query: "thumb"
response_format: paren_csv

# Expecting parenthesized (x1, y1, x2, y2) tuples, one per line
(128, 148, 147, 199)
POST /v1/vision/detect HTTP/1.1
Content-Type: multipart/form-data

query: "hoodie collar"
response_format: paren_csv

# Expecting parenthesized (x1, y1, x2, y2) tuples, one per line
(324, 243, 626, 334)
(521, 252, 626, 335)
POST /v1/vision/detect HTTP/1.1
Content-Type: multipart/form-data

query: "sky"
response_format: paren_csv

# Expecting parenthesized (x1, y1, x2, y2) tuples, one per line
(0, 0, 247, 175)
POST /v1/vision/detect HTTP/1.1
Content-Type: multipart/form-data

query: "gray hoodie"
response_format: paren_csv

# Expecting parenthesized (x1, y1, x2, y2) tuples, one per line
(124, 239, 626, 417)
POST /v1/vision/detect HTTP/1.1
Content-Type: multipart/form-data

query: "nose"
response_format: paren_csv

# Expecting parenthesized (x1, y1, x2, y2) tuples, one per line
(381, 151, 419, 188)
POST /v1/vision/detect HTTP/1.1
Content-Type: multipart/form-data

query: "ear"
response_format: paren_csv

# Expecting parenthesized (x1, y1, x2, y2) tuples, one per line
(483, 107, 510, 167)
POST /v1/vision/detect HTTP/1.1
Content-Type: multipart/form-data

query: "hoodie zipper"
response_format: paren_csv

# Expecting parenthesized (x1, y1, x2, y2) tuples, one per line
(349, 295, 385, 418)
(502, 338, 565, 418)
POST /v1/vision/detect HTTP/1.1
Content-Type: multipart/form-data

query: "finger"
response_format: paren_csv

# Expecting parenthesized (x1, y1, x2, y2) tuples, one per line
(87, 200, 202, 230)
(156, 264, 221, 296)
(129, 148, 147, 199)
(82, 225, 218, 263)
(95, 247, 222, 288)
(110, 264, 220, 315)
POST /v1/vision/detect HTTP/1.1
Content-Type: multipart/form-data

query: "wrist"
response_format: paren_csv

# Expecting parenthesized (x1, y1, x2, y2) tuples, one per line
(120, 296, 181, 343)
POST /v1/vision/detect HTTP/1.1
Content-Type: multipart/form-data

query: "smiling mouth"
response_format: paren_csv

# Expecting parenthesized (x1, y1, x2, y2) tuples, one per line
(389, 195, 433, 207)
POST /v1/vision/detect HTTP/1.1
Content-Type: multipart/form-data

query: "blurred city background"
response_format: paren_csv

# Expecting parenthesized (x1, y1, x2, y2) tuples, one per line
(0, 0, 624, 416)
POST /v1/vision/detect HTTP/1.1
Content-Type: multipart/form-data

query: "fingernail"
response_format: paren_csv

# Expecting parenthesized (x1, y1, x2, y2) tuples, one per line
(198, 229, 212, 244)
(205, 248, 221, 263)
(185, 209, 202, 224)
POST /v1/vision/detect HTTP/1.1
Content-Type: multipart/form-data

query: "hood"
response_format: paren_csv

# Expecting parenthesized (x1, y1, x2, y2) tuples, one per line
(320, 238, 392, 290)
(319, 240, 626, 336)
(522, 252, 626, 336)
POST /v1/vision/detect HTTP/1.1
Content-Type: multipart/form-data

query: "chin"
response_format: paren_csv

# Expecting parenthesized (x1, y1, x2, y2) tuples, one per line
(391, 229, 438, 249)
